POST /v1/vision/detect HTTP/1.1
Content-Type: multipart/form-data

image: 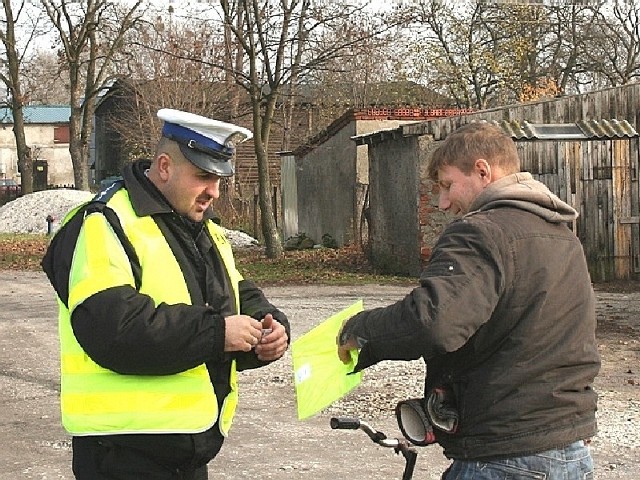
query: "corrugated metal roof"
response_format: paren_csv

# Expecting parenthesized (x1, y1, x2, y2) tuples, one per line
(490, 119, 638, 139)
(576, 119, 638, 138)
(352, 118, 639, 145)
(0, 106, 71, 124)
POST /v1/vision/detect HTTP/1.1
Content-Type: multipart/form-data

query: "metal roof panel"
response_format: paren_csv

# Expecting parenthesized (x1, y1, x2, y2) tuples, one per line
(0, 106, 71, 124)
(490, 119, 638, 140)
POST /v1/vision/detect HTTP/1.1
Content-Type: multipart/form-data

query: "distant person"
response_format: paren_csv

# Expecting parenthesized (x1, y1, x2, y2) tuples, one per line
(337, 122, 600, 479)
(42, 109, 290, 480)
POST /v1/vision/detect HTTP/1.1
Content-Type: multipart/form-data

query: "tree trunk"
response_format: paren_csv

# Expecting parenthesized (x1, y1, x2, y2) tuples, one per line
(2, 0, 33, 195)
(254, 140, 283, 257)
(68, 106, 89, 190)
(251, 100, 283, 258)
(11, 105, 33, 195)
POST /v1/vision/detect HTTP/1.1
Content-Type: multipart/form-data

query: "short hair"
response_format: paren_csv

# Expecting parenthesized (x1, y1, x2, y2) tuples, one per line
(427, 122, 520, 180)
(155, 136, 186, 164)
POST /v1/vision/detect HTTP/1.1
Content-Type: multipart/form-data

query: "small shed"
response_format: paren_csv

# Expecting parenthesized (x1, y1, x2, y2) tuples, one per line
(291, 107, 473, 247)
(355, 114, 640, 282)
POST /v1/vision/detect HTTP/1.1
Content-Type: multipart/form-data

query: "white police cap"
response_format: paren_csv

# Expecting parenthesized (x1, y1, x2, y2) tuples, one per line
(157, 109, 253, 177)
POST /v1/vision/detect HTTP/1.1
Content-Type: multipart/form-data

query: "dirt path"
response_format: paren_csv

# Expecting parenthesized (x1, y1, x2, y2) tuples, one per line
(0, 272, 638, 479)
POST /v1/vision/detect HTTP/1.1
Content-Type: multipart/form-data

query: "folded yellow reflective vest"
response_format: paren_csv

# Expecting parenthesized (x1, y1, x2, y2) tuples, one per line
(292, 300, 364, 420)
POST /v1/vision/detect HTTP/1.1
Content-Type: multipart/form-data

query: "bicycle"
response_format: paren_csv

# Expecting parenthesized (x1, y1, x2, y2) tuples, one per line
(330, 416, 418, 480)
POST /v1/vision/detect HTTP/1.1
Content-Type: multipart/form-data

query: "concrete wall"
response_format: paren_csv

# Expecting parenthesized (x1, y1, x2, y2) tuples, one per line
(417, 138, 453, 264)
(280, 154, 298, 240)
(295, 118, 424, 247)
(0, 124, 73, 187)
(368, 133, 457, 276)
(368, 133, 422, 275)
(296, 121, 358, 246)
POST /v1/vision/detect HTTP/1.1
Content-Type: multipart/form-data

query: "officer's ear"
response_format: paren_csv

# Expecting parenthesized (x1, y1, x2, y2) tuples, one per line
(156, 153, 172, 181)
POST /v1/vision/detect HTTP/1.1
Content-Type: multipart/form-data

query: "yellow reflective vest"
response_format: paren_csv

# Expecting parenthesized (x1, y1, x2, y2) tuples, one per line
(59, 188, 241, 436)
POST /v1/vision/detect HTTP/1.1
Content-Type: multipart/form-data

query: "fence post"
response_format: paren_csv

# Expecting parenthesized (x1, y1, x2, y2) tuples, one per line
(46, 215, 55, 236)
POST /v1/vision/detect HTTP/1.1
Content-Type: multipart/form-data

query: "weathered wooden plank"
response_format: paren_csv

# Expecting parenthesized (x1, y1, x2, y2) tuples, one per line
(557, 142, 567, 203)
(630, 139, 640, 273)
(584, 178, 600, 278)
(599, 177, 613, 279)
(612, 140, 632, 278)
(583, 141, 592, 181)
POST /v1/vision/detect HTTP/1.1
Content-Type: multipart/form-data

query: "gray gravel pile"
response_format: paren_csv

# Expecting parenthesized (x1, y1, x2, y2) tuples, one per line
(0, 189, 92, 234)
(0, 189, 259, 247)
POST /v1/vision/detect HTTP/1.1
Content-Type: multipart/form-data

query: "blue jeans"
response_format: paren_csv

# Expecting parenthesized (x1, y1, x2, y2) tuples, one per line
(442, 441, 594, 479)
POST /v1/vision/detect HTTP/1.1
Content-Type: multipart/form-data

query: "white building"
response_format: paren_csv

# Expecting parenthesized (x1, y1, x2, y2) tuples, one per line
(0, 105, 73, 189)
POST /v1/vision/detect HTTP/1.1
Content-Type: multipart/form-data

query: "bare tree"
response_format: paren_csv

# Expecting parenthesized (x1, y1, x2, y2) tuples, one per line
(40, 0, 145, 190)
(398, 0, 503, 108)
(585, 0, 640, 87)
(397, 0, 608, 107)
(106, 16, 234, 164)
(0, 0, 47, 194)
(301, 15, 405, 120)
(20, 49, 69, 104)
(218, 0, 395, 258)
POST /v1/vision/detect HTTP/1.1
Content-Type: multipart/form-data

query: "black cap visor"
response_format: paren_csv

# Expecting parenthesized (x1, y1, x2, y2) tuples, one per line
(178, 143, 235, 177)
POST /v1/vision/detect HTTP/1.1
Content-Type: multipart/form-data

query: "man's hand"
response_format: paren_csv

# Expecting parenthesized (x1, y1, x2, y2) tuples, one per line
(224, 315, 263, 352)
(254, 313, 289, 361)
(337, 322, 359, 364)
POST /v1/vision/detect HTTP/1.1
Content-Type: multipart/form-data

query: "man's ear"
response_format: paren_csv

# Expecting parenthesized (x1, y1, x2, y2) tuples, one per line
(474, 159, 491, 184)
(156, 153, 172, 181)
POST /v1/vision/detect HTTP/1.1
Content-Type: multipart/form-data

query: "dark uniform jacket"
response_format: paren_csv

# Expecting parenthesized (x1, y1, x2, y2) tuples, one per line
(341, 172, 600, 460)
(42, 159, 290, 470)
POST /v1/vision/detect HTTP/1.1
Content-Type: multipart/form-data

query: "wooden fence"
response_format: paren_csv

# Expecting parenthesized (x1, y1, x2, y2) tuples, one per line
(518, 138, 640, 281)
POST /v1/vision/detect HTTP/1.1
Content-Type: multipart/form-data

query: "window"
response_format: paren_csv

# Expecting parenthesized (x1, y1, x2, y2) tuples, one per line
(54, 125, 70, 144)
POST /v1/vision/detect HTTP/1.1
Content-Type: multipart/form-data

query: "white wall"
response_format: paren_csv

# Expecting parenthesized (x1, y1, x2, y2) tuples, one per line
(0, 124, 73, 186)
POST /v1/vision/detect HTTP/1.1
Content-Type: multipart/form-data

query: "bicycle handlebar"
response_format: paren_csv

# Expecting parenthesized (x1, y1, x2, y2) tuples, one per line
(330, 416, 418, 480)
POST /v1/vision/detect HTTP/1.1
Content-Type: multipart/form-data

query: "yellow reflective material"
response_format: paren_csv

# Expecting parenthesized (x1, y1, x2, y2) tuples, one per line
(58, 308, 86, 355)
(61, 355, 208, 384)
(218, 360, 238, 436)
(61, 359, 217, 434)
(68, 212, 135, 312)
(61, 353, 101, 375)
(62, 389, 218, 434)
(63, 391, 215, 415)
(206, 222, 242, 309)
(204, 224, 242, 437)
(59, 188, 244, 435)
(106, 191, 193, 304)
(62, 410, 216, 435)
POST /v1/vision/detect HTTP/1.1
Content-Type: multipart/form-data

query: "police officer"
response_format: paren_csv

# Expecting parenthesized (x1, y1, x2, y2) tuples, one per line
(42, 109, 290, 479)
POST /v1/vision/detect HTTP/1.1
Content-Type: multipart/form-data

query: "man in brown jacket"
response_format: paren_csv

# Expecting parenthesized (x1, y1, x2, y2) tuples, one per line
(338, 122, 600, 479)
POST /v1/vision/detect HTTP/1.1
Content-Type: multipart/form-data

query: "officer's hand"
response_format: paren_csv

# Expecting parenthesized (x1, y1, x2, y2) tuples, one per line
(254, 313, 289, 361)
(224, 315, 263, 352)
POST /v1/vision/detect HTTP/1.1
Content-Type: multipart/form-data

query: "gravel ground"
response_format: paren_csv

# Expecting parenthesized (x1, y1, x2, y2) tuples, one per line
(0, 189, 92, 235)
(0, 191, 637, 479)
(0, 276, 637, 479)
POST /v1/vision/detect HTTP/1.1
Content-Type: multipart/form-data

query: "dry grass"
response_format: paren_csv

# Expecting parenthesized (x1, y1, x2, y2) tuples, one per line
(0, 234, 413, 286)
